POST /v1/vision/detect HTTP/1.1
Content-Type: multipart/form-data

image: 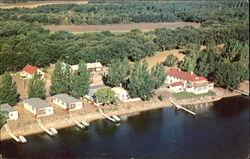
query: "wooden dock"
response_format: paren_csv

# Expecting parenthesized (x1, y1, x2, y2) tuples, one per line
(170, 100, 196, 115)
(69, 113, 86, 129)
(4, 124, 27, 143)
(232, 89, 249, 96)
(37, 119, 57, 136)
(98, 108, 116, 122)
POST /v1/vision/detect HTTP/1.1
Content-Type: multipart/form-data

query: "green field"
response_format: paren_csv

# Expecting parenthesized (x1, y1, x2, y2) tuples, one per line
(173, 91, 216, 100)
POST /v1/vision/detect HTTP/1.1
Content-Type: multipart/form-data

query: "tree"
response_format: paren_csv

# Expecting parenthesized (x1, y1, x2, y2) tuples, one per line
(151, 63, 165, 89)
(28, 72, 46, 99)
(0, 111, 7, 128)
(214, 62, 245, 89)
(194, 51, 220, 79)
(162, 54, 178, 67)
(0, 73, 20, 106)
(69, 61, 91, 99)
(127, 61, 154, 100)
(50, 61, 71, 95)
(107, 58, 130, 87)
(94, 88, 116, 105)
(179, 47, 201, 73)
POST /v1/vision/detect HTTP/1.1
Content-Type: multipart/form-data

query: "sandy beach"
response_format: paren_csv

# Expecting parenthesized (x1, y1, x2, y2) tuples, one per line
(1, 83, 247, 142)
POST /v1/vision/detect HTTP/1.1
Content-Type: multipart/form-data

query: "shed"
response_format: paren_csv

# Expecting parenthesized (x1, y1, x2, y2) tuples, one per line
(0, 104, 19, 120)
(111, 87, 129, 101)
(52, 94, 83, 111)
(169, 82, 185, 92)
(19, 64, 45, 79)
(23, 98, 54, 117)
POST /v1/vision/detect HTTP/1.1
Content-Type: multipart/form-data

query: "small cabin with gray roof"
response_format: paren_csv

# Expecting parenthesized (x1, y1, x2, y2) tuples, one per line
(0, 103, 19, 120)
(23, 98, 54, 117)
(52, 94, 83, 111)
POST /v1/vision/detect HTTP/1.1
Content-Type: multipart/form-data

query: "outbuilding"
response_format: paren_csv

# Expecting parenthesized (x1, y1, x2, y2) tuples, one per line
(168, 81, 185, 92)
(111, 87, 129, 101)
(0, 103, 19, 120)
(23, 98, 54, 117)
(19, 64, 45, 79)
(52, 94, 83, 111)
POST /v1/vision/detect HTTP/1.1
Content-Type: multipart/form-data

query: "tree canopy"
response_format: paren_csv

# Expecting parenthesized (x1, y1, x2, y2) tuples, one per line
(0, 73, 20, 106)
(94, 88, 116, 105)
(107, 58, 130, 87)
(28, 72, 46, 99)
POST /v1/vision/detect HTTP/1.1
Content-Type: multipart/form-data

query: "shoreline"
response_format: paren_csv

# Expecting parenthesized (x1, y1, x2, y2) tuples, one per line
(0, 89, 244, 142)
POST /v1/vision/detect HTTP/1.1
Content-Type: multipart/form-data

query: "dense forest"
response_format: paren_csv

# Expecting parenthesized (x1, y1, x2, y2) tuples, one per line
(0, 1, 248, 25)
(0, 1, 249, 89)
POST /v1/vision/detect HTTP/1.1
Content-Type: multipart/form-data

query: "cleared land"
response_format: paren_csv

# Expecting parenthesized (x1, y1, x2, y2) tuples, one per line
(43, 22, 200, 33)
(0, 1, 88, 9)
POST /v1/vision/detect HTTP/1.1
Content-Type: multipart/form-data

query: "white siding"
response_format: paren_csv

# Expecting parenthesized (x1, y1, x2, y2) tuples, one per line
(69, 102, 83, 111)
(37, 107, 54, 117)
(169, 85, 184, 92)
(24, 102, 37, 115)
(52, 98, 67, 109)
(8, 111, 18, 120)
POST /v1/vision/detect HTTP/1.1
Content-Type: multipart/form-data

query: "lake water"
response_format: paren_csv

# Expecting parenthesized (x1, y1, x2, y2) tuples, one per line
(0, 96, 249, 159)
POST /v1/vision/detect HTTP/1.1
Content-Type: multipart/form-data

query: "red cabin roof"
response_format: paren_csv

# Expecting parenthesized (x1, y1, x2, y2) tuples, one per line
(170, 81, 184, 87)
(166, 69, 207, 82)
(21, 65, 36, 75)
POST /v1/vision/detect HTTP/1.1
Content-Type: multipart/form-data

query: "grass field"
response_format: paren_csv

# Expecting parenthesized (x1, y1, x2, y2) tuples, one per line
(0, 1, 88, 9)
(43, 22, 200, 33)
(173, 91, 216, 100)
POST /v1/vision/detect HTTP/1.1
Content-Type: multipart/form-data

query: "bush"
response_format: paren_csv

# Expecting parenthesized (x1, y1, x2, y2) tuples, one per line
(158, 95, 163, 101)
(162, 54, 178, 67)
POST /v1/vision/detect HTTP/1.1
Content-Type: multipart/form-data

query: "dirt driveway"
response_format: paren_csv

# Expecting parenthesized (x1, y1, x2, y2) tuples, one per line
(43, 22, 200, 33)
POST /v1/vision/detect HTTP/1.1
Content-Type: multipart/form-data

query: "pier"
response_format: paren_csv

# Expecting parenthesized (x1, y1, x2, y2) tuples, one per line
(170, 100, 196, 115)
(232, 89, 249, 96)
(4, 124, 27, 143)
(37, 119, 58, 136)
(98, 108, 121, 122)
(69, 113, 88, 129)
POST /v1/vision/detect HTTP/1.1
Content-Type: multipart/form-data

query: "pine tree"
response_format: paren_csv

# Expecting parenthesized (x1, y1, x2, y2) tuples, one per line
(50, 61, 71, 95)
(69, 61, 91, 98)
(127, 61, 154, 100)
(151, 63, 165, 89)
(0, 73, 20, 106)
(107, 58, 130, 87)
(28, 72, 46, 99)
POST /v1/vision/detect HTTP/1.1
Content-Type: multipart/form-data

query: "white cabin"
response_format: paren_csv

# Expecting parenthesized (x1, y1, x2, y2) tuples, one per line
(111, 87, 129, 101)
(52, 94, 83, 111)
(0, 104, 19, 120)
(23, 98, 54, 117)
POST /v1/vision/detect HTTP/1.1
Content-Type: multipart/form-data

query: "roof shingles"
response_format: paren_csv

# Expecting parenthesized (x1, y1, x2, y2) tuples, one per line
(166, 69, 207, 82)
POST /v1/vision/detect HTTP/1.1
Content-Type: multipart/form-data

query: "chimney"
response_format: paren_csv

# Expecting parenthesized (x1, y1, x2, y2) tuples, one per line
(178, 68, 181, 71)
(190, 71, 193, 75)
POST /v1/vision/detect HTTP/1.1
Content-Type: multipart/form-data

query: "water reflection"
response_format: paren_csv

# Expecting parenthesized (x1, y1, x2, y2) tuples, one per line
(94, 119, 120, 136)
(0, 96, 249, 159)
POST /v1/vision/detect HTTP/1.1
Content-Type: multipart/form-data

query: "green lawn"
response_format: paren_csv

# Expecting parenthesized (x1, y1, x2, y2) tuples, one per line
(173, 91, 216, 100)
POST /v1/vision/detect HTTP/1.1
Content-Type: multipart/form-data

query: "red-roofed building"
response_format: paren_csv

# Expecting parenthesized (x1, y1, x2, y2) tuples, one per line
(20, 65, 45, 79)
(169, 82, 185, 92)
(165, 69, 214, 94)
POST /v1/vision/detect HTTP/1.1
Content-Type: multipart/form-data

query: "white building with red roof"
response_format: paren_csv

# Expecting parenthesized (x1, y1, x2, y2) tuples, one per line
(19, 64, 45, 79)
(165, 69, 214, 94)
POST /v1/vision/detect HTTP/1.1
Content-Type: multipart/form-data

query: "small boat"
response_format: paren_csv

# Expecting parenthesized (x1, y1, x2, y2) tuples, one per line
(111, 115, 121, 122)
(81, 121, 90, 127)
(50, 128, 58, 135)
(18, 136, 27, 143)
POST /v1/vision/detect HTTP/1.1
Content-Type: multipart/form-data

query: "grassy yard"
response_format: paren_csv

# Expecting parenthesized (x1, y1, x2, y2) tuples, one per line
(173, 91, 216, 100)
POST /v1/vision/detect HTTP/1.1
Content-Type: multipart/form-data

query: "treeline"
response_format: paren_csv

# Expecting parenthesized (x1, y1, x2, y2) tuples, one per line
(0, 21, 156, 74)
(178, 40, 249, 89)
(0, 1, 248, 25)
(0, 19, 248, 75)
